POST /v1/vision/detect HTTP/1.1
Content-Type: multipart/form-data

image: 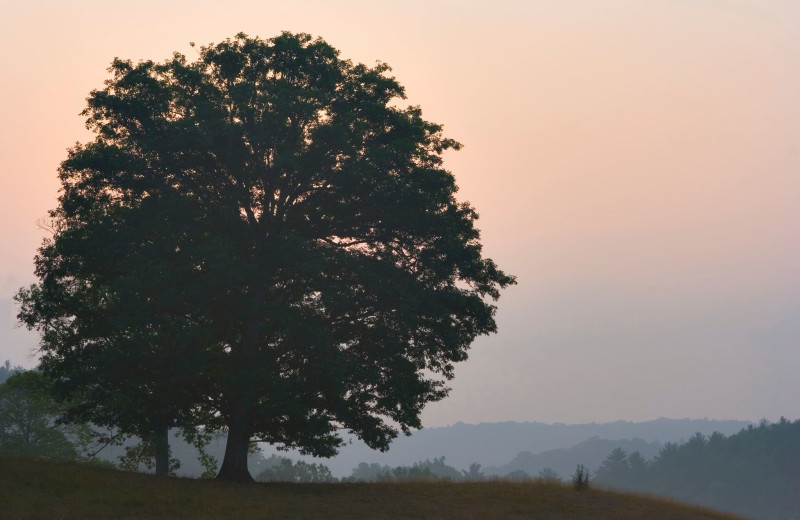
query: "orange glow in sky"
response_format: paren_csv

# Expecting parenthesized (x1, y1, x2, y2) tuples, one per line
(1, 0, 798, 426)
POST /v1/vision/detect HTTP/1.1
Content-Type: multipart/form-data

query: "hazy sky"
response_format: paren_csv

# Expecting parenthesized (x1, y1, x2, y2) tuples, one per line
(1, 0, 798, 427)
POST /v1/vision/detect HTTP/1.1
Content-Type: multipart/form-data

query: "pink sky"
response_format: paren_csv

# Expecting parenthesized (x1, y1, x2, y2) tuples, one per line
(2, 0, 798, 426)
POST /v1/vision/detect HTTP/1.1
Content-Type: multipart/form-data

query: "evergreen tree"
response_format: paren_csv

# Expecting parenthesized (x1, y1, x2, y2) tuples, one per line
(595, 447, 629, 487)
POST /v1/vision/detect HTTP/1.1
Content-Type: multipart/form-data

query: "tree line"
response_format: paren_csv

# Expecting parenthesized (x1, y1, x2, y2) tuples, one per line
(0, 363, 217, 475)
(593, 419, 800, 520)
(0, 364, 505, 482)
(0, 365, 92, 461)
(255, 456, 566, 483)
(0, 368, 568, 484)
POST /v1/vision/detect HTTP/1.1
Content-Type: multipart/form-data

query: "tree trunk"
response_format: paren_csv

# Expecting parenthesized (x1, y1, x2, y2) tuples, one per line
(216, 417, 254, 482)
(153, 426, 170, 477)
(217, 315, 262, 483)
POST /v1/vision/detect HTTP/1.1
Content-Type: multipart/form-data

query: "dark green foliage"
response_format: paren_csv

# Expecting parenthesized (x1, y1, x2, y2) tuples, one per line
(16, 31, 514, 482)
(346, 456, 463, 482)
(0, 371, 89, 460)
(88, 428, 222, 478)
(118, 437, 181, 476)
(255, 455, 335, 483)
(397, 456, 462, 481)
(179, 427, 220, 478)
(593, 419, 800, 520)
(346, 462, 394, 482)
(16, 195, 218, 475)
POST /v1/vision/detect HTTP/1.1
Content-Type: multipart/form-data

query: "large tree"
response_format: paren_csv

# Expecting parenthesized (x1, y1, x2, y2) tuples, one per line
(18, 32, 515, 482)
(17, 198, 218, 475)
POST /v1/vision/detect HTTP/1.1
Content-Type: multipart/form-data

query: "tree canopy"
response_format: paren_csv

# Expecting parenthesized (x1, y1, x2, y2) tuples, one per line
(17, 31, 515, 482)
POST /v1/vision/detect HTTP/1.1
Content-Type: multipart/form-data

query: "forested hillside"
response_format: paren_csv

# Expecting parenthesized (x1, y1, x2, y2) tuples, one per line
(594, 418, 800, 520)
(272, 418, 750, 476)
(484, 436, 662, 480)
(0, 364, 752, 479)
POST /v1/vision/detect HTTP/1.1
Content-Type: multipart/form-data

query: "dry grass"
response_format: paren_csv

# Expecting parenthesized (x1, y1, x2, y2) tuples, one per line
(1, 457, 749, 520)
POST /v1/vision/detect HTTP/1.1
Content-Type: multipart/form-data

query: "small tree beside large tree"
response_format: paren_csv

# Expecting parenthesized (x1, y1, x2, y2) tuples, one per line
(17, 32, 515, 482)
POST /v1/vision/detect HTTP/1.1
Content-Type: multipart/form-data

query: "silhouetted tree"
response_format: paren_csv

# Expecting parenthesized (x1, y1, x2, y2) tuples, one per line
(17, 244, 217, 476)
(572, 464, 589, 490)
(255, 455, 335, 483)
(347, 462, 394, 482)
(349, 456, 463, 482)
(117, 437, 182, 476)
(410, 456, 462, 480)
(626, 450, 649, 490)
(16, 31, 514, 482)
(463, 462, 485, 481)
(595, 447, 629, 487)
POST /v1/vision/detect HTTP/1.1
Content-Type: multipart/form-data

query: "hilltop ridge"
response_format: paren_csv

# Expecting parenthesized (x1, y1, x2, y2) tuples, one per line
(1, 457, 748, 520)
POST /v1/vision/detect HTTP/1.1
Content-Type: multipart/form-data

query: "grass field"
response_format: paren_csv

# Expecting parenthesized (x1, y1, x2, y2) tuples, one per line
(1, 457, 748, 520)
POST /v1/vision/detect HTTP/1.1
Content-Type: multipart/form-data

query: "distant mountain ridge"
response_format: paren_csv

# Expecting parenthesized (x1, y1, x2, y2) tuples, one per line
(263, 418, 752, 478)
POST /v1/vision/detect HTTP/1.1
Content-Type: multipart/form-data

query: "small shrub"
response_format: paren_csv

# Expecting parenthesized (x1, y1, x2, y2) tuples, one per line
(572, 464, 589, 490)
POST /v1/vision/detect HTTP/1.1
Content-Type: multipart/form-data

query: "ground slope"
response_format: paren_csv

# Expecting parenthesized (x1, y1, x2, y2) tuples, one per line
(1, 458, 748, 520)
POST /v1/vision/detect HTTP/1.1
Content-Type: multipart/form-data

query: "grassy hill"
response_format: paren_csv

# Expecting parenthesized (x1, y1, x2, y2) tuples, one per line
(1, 457, 749, 520)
